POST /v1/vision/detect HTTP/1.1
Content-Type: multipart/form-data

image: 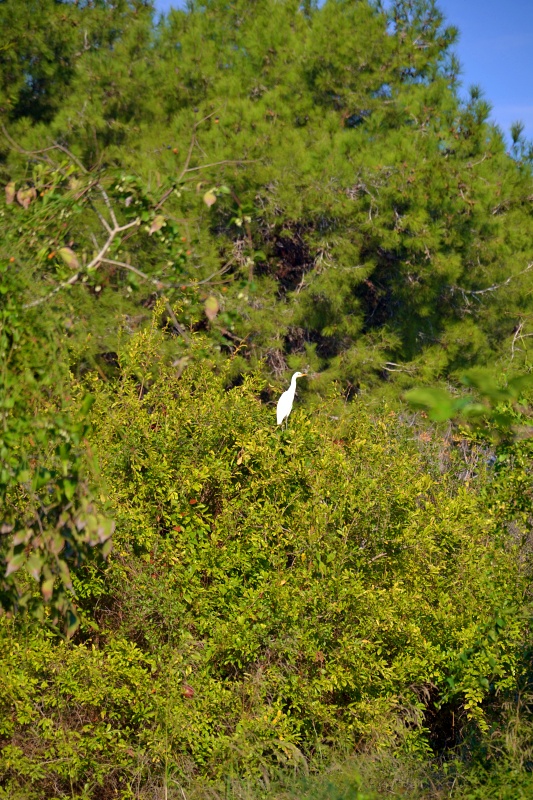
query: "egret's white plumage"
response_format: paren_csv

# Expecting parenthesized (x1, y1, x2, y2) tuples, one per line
(276, 371, 306, 426)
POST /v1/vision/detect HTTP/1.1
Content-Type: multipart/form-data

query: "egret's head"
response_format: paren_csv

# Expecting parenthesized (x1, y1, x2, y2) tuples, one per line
(294, 371, 307, 379)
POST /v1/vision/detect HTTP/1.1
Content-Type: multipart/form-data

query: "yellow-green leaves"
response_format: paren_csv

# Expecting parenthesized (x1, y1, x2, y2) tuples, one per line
(204, 295, 219, 321)
(406, 370, 533, 433)
(203, 189, 217, 207)
(16, 186, 36, 209)
(149, 214, 166, 235)
(5, 181, 15, 204)
(57, 246, 80, 271)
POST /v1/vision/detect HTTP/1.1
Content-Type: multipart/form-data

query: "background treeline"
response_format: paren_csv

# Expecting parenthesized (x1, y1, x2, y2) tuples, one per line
(1, 0, 533, 798)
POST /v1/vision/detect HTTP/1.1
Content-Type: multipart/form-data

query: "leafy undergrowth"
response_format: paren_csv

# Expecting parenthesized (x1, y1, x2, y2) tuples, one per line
(1, 321, 532, 798)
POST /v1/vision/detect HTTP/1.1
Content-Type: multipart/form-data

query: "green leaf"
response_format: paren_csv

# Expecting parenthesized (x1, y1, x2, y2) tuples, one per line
(33, 469, 52, 491)
(79, 394, 95, 417)
(57, 247, 80, 271)
(58, 559, 72, 589)
(203, 190, 217, 207)
(16, 186, 36, 210)
(149, 215, 166, 235)
(26, 553, 44, 581)
(5, 181, 15, 205)
(61, 478, 76, 501)
(66, 609, 79, 639)
(41, 577, 55, 602)
(461, 402, 488, 418)
(461, 370, 505, 402)
(405, 388, 454, 422)
(204, 296, 219, 322)
(5, 552, 25, 577)
(506, 373, 533, 399)
(101, 538, 113, 558)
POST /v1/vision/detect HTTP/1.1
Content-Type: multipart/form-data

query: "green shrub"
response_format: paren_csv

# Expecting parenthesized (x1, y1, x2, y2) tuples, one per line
(1, 317, 529, 797)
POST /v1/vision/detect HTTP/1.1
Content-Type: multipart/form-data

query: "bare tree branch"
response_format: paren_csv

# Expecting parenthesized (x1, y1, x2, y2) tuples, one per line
(511, 319, 533, 361)
(99, 187, 118, 229)
(450, 262, 533, 301)
(23, 270, 83, 310)
(99, 257, 233, 290)
(182, 159, 258, 177)
(382, 361, 417, 373)
(23, 219, 140, 310)
(99, 258, 167, 288)
(3, 124, 234, 317)
(154, 111, 258, 210)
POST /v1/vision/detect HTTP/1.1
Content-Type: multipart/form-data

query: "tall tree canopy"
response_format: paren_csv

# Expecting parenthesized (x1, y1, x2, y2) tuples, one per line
(2, 0, 532, 398)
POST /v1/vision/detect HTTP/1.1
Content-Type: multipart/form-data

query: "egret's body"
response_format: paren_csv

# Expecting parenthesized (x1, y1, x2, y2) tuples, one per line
(276, 371, 306, 426)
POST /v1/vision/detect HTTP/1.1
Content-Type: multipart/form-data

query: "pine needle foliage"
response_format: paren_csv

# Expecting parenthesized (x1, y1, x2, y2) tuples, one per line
(1, 0, 532, 398)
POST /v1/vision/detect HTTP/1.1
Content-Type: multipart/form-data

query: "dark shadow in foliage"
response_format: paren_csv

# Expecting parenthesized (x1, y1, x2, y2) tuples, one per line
(285, 325, 343, 359)
(355, 251, 401, 331)
(424, 689, 465, 753)
(256, 223, 314, 294)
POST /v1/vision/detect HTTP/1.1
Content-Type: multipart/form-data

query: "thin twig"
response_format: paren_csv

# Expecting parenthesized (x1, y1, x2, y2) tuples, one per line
(467, 153, 489, 169)
(219, 327, 246, 344)
(155, 113, 214, 209)
(99, 187, 118, 229)
(382, 361, 416, 373)
(98, 258, 166, 287)
(190, 261, 235, 285)
(182, 158, 258, 176)
(2, 125, 118, 233)
(2, 124, 58, 164)
(510, 320, 533, 361)
(99, 257, 232, 290)
(92, 260, 190, 341)
(3, 123, 236, 312)
(450, 262, 533, 299)
(88, 199, 112, 234)
(154, 155, 258, 207)
(511, 322, 524, 361)
(177, 131, 198, 183)
(23, 270, 83, 310)
(86, 220, 140, 270)
(163, 302, 190, 343)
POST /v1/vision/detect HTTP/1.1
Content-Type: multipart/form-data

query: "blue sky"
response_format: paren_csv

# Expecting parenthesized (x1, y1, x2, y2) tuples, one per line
(152, 0, 533, 142)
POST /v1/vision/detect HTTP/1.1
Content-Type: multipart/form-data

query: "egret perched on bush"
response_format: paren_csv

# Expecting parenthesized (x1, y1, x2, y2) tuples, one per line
(277, 371, 307, 426)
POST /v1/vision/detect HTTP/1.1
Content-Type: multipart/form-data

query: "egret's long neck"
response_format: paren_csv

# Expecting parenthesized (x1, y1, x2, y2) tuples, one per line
(290, 374, 299, 390)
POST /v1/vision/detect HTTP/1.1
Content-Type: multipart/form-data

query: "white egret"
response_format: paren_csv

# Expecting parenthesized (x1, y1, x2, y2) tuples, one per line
(276, 371, 307, 426)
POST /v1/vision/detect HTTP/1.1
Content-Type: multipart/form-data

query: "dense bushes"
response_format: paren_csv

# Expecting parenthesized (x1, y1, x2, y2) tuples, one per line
(1, 319, 531, 797)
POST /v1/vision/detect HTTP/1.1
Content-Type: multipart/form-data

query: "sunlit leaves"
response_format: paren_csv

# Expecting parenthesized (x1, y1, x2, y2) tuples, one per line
(4, 551, 25, 577)
(0, 366, 114, 633)
(149, 214, 166, 235)
(203, 185, 229, 207)
(406, 370, 533, 434)
(4, 181, 15, 204)
(15, 186, 36, 209)
(203, 189, 217, 207)
(57, 246, 80, 271)
(204, 295, 219, 321)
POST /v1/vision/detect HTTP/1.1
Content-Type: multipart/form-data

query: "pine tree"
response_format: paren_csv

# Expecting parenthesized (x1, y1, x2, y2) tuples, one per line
(2, 0, 532, 399)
